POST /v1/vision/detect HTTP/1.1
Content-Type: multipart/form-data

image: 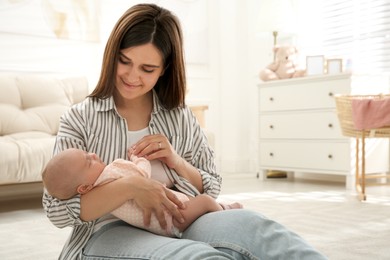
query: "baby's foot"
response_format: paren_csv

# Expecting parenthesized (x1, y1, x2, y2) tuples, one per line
(220, 202, 243, 210)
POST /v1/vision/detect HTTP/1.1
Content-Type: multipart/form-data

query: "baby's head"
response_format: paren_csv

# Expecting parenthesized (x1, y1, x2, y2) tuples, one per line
(42, 148, 106, 200)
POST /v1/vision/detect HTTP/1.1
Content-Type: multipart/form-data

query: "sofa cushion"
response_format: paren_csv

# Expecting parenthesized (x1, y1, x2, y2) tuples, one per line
(0, 74, 79, 135)
(0, 73, 88, 185)
(0, 132, 55, 184)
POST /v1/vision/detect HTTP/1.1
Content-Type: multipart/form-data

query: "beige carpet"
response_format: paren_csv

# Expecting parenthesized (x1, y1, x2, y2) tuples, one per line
(0, 196, 71, 259)
(220, 190, 390, 260)
(1, 176, 389, 259)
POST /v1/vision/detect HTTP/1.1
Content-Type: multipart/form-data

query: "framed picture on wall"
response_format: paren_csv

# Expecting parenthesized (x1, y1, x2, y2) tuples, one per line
(327, 59, 343, 74)
(306, 55, 325, 76)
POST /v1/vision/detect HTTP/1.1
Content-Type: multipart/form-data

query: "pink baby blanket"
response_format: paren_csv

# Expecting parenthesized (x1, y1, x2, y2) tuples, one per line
(351, 96, 390, 130)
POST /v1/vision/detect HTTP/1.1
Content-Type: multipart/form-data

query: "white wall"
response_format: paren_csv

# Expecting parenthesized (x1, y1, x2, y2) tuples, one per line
(0, 0, 275, 176)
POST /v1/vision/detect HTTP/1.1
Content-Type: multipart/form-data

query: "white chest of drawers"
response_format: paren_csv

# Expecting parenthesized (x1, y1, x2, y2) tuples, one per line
(258, 73, 389, 190)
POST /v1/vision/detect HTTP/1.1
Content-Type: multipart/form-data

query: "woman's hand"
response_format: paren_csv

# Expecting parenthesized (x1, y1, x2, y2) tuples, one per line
(130, 134, 204, 193)
(129, 175, 185, 229)
(130, 134, 181, 169)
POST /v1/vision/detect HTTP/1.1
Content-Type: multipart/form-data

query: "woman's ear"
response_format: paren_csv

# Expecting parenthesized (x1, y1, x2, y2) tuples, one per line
(77, 184, 93, 194)
(160, 63, 170, 76)
(160, 68, 165, 76)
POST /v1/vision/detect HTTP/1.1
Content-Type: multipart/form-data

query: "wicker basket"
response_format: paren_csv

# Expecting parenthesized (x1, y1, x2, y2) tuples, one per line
(334, 94, 390, 138)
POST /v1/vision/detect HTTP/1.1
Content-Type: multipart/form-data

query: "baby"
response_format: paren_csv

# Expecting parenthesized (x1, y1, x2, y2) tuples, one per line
(42, 148, 242, 237)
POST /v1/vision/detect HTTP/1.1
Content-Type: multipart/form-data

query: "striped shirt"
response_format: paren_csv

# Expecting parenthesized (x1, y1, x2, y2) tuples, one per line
(42, 91, 221, 260)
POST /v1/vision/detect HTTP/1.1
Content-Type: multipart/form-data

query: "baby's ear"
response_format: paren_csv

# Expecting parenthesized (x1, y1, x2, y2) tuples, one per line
(77, 184, 93, 194)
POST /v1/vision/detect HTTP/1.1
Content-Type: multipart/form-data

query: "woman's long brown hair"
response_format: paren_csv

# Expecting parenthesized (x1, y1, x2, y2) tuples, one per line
(89, 3, 186, 109)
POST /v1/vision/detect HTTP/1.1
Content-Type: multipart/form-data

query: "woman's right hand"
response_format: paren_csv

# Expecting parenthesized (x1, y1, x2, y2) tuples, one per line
(127, 175, 186, 229)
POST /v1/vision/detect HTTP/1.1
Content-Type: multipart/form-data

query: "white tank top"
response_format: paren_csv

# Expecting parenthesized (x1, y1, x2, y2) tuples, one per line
(127, 127, 173, 188)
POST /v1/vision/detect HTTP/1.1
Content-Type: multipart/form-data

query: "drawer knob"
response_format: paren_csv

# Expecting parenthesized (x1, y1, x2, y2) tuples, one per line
(328, 154, 333, 159)
(328, 123, 333, 128)
(328, 92, 334, 97)
(269, 152, 274, 157)
(269, 97, 274, 101)
(269, 125, 274, 129)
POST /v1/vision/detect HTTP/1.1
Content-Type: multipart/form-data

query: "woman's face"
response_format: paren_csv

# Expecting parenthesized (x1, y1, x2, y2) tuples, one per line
(115, 43, 164, 102)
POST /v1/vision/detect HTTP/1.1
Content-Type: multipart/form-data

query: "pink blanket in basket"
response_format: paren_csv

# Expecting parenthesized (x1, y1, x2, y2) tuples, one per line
(351, 97, 390, 130)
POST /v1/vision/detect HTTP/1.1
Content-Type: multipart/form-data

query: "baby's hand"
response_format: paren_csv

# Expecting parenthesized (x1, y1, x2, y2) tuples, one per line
(127, 147, 135, 161)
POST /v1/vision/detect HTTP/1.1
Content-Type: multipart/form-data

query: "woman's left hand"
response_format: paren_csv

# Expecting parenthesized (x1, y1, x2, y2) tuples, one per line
(131, 134, 181, 170)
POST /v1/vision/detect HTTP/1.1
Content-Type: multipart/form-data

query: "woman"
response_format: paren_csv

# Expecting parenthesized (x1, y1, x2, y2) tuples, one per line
(43, 3, 327, 259)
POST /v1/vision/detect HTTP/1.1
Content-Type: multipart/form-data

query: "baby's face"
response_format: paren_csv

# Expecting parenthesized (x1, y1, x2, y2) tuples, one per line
(71, 150, 106, 184)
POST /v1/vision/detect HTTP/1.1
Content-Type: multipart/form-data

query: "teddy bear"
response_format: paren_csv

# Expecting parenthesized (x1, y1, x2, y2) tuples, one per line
(259, 45, 306, 81)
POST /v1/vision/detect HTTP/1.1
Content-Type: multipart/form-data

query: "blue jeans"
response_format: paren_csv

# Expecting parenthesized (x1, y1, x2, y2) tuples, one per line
(82, 209, 328, 260)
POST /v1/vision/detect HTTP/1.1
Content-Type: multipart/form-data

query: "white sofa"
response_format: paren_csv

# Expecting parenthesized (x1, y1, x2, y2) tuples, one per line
(0, 74, 214, 198)
(0, 73, 88, 187)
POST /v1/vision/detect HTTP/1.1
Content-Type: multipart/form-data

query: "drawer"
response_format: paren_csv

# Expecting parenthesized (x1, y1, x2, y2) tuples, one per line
(259, 111, 343, 139)
(259, 140, 389, 173)
(259, 78, 350, 112)
(259, 141, 350, 172)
